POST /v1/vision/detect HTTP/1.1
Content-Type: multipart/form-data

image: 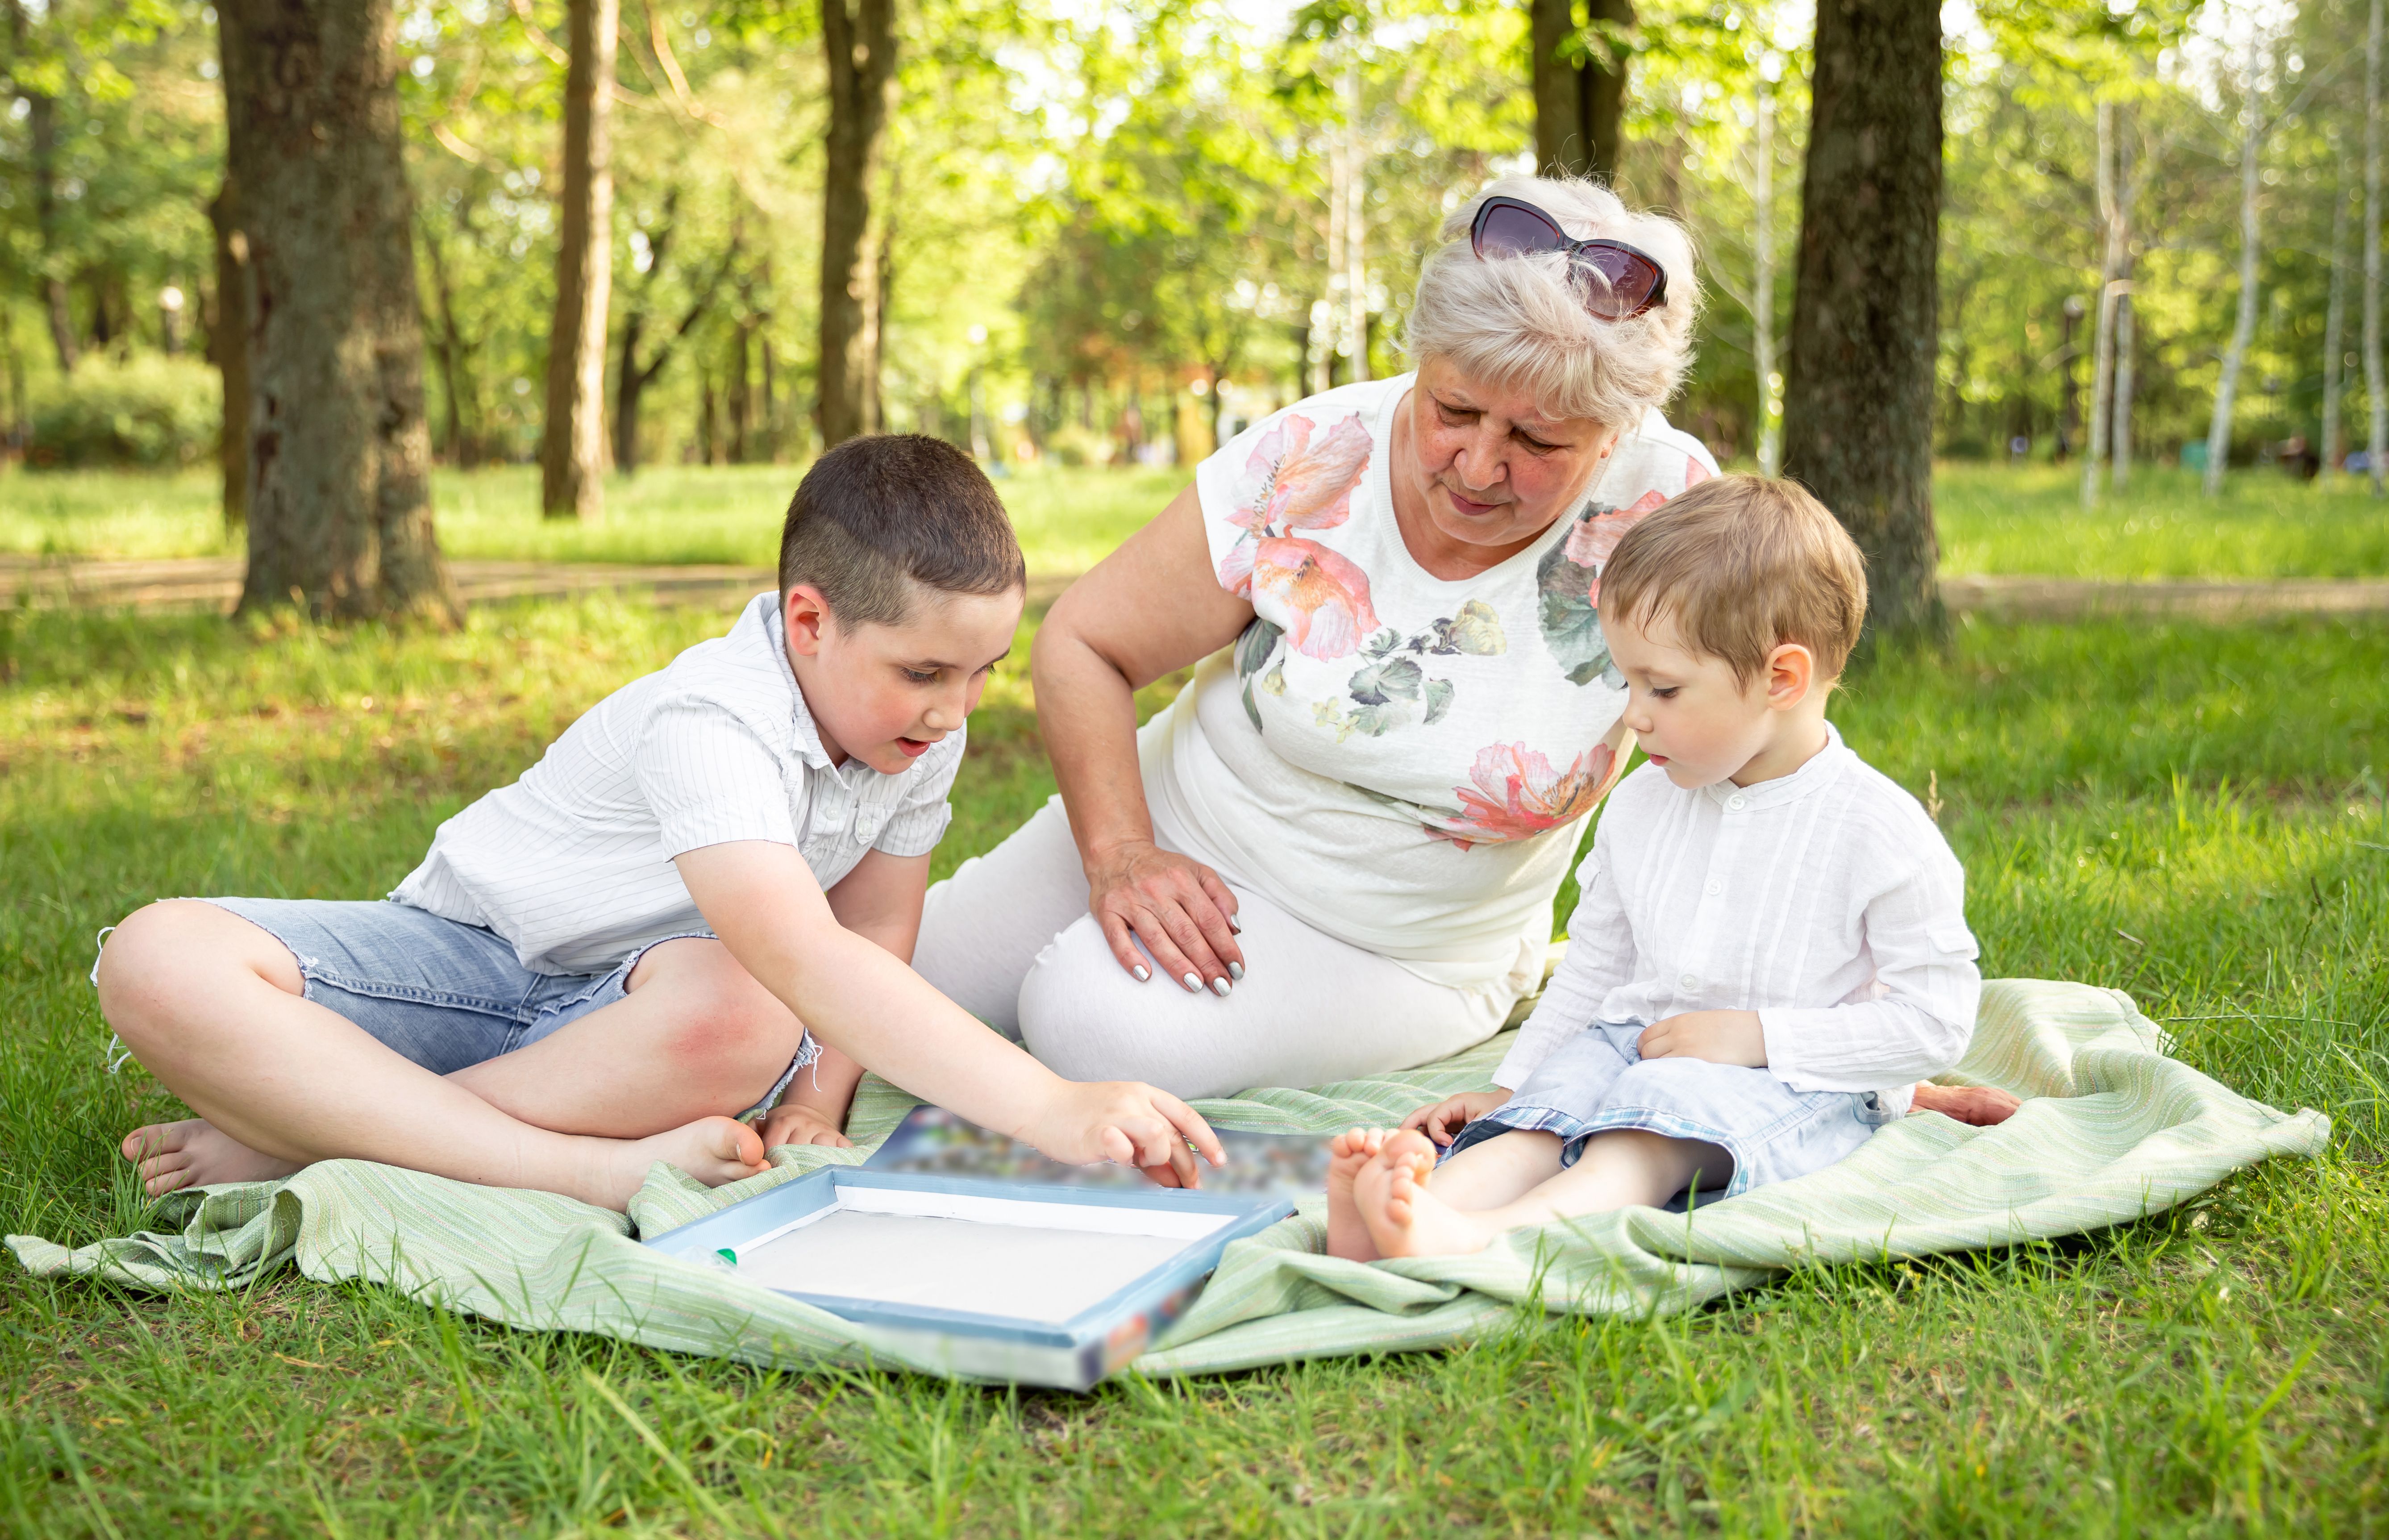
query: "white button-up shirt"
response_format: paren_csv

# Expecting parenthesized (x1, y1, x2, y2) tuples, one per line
(1497, 725, 1981, 1108)
(392, 592, 963, 974)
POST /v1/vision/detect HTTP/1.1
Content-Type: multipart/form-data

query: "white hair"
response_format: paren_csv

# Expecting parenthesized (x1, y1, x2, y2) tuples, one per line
(1402, 176, 1701, 430)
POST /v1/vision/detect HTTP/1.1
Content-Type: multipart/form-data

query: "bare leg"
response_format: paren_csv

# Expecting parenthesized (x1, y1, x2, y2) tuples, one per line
(1357, 1128, 1731, 1258)
(103, 902, 767, 1211)
(449, 937, 802, 1135)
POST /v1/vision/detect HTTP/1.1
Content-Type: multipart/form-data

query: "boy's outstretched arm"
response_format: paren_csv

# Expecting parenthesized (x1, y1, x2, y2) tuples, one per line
(761, 848, 931, 1148)
(678, 840, 1225, 1183)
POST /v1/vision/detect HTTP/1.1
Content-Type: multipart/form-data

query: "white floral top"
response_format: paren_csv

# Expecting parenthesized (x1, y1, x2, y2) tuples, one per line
(1139, 374, 1717, 1007)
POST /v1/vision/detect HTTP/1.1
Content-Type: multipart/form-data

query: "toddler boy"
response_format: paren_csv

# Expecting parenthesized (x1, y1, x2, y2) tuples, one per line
(104, 434, 1221, 1211)
(1328, 474, 1996, 1259)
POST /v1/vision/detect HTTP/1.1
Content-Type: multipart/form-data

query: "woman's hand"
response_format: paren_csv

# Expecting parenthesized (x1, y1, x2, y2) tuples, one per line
(1400, 1088, 1512, 1146)
(1086, 837, 1245, 995)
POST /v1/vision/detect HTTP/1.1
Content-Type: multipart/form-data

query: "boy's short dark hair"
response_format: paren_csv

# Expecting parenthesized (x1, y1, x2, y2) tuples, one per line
(1600, 474, 1869, 683)
(778, 434, 1026, 627)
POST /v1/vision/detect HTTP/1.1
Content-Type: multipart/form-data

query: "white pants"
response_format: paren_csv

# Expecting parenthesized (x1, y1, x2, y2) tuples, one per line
(914, 797, 1503, 1100)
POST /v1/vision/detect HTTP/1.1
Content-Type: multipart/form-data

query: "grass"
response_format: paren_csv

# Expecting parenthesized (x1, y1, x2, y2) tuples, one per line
(3, 459, 2383, 582)
(0, 463, 1186, 574)
(1, 581, 2386, 1532)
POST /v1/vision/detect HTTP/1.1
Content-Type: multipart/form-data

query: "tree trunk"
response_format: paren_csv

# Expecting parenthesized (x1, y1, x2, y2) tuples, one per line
(1753, 69, 1779, 474)
(2322, 158, 2349, 478)
(612, 308, 648, 472)
(728, 321, 751, 462)
(2204, 30, 2264, 499)
(2110, 290, 2135, 490)
(219, 0, 457, 622)
(539, 0, 617, 520)
(418, 216, 474, 466)
(1779, 0, 1943, 648)
(8, 0, 78, 373)
(818, 0, 895, 447)
(1532, 0, 1632, 183)
(209, 180, 250, 537)
(2368, 0, 2386, 495)
(2082, 100, 2117, 507)
(1342, 61, 1369, 384)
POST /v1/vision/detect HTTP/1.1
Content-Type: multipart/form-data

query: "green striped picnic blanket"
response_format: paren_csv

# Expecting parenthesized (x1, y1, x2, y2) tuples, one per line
(7, 980, 2330, 1382)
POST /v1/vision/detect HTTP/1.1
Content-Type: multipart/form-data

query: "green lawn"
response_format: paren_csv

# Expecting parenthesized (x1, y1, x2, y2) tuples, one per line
(2, 588, 2384, 1532)
(2, 459, 2383, 581)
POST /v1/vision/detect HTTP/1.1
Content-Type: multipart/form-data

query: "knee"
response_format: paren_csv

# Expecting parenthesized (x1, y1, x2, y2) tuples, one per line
(637, 941, 800, 1079)
(1017, 921, 1166, 1085)
(96, 901, 288, 1042)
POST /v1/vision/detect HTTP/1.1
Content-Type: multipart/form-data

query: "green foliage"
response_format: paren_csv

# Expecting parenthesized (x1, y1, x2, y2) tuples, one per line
(25, 354, 217, 470)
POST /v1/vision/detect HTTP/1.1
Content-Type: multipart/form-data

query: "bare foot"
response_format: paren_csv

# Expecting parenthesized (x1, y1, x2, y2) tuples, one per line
(587, 1116, 768, 1211)
(1356, 1130, 1496, 1258)
(121, 1119, 303, 1197)
(1326, 1127, 1389, 1261)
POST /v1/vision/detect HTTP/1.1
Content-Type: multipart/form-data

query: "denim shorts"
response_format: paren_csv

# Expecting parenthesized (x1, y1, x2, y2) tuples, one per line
(168, 897, 810, 1118)
(1445, 1020, 1900, 1203)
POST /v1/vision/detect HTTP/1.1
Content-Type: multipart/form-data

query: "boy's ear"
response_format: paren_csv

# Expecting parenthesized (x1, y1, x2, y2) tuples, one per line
(782, 585, 834, 658)
(1764, 641, 1815, 711)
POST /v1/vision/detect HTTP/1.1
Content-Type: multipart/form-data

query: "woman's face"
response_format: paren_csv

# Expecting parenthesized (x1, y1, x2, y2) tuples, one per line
(1402, 354, 1620, 553)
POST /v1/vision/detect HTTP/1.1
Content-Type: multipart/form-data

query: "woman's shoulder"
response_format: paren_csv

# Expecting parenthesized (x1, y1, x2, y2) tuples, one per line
(1602, 409, 1721, 508)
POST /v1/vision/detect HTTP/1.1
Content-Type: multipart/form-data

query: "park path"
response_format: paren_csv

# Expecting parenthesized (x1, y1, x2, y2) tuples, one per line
(2, 553, 2385, 622)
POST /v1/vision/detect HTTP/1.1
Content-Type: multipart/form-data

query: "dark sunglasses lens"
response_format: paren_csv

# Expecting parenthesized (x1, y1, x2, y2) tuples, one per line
(1571, 246, 1660, 318)
(1475, 202, 1565, 260)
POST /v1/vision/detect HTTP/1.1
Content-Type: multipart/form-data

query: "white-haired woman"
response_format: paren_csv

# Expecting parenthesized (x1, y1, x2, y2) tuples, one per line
(916, 178, 1715, 1098)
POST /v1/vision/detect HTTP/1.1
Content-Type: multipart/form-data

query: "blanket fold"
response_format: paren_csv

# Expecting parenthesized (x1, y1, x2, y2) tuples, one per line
(8, 980, 2330, 1381)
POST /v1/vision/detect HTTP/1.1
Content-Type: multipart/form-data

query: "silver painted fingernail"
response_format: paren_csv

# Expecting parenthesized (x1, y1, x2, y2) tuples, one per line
(1182, 972, 1200, 991)
(1229, 917, 1243, 933)
(1228, 961, 1244, 981)
(1132, 965, 1150, 982)
(1211, 977, 1232, 998)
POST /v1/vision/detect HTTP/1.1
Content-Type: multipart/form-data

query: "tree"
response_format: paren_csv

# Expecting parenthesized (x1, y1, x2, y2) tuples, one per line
(2322, 153, 2350, 478)
(1779, 0, 1942, 647)
(7, 0, 79, 372)
(2369, 0, 2385, 494)
(219, 0, 458, 621)
(819, 0, 896, 447)
(1532, 0, 1633, 183)
(2202, 27, 2267, 498)
(612, 195, 738, 472)
(208, 179, 247, 534)
(538, 0, 616, 520)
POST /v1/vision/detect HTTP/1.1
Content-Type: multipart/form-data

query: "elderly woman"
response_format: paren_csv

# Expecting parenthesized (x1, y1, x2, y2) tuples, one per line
(915, 176, 1717, 1100)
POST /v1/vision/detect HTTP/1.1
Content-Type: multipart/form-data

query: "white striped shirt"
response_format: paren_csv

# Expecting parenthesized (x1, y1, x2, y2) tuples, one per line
(1499, 724, 1981, 1107)
(392, 592, 963, 974)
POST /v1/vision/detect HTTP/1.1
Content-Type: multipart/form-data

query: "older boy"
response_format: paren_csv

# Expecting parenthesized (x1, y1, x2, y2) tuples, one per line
(104, 435, 1222, 1211)
(1330, 475, 2006, 1258)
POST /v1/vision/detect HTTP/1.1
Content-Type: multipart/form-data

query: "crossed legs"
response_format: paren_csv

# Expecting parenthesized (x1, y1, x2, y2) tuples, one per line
(103, 901, 799, 1211)
(1326, 1125, 1732, 1261)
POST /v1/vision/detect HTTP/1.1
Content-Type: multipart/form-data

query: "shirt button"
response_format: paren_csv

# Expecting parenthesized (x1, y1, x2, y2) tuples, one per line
(1679, 972, 1699, 991)
(1704, 879, 1723, 897)
(1726, 793, 1748, 811)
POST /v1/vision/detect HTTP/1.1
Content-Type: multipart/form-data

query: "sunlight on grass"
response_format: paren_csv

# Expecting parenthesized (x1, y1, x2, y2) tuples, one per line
(4, 460, 2381, 582)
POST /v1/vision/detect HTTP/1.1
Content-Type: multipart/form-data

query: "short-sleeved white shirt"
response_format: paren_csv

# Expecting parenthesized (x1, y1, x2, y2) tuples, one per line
(391, 591, 963, 974)
(1142, 374, 1718, 1005)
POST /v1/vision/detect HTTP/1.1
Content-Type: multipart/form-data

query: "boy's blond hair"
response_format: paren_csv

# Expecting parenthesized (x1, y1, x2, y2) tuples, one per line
(1600, 474, 1869, 683)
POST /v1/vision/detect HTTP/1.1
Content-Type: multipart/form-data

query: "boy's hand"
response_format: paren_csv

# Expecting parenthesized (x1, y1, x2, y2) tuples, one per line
(1638, 1010, 1767, 1067)
(1400, 1089, 1512, 1147)
(755, 1102, 853, 1151)
(1020, 1080, 1227, 1189)
(1910, 1082, 2023, 1126)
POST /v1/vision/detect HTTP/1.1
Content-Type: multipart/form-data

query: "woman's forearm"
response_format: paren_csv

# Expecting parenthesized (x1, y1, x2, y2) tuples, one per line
(1032, 621, 1157, 868)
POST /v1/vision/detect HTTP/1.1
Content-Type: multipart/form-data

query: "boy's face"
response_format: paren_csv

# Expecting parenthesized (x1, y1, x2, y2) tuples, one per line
(781, 582, 1025, 775)
(1605, 606, 1818, 789)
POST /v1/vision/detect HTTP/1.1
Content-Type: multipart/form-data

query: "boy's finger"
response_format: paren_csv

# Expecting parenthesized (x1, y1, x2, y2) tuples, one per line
(1098, 912, 1155, 981)
(1151, 1089, 1228, 1169)
(1099, 1125, 1136, 1166)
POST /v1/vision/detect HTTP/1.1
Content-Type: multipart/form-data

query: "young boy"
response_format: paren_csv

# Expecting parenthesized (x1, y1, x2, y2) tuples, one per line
(103, 434, 1223, 1211)
(1327, 475, 1989, 1259)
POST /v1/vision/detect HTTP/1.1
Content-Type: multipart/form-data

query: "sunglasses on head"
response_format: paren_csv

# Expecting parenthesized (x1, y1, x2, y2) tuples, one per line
(1468, 195, 1669, 321)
